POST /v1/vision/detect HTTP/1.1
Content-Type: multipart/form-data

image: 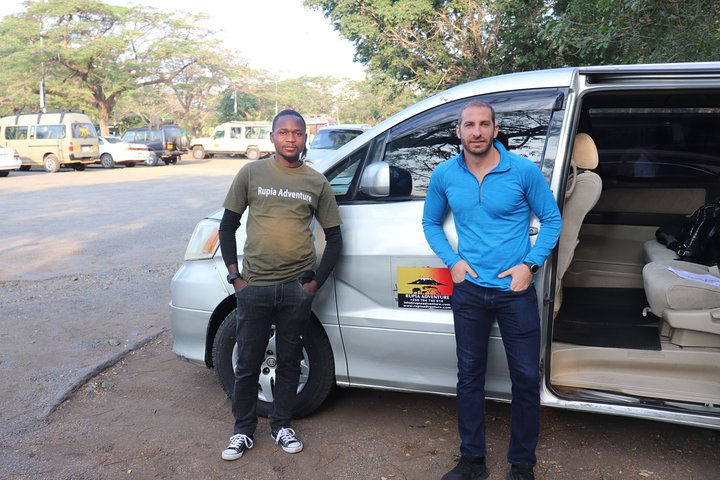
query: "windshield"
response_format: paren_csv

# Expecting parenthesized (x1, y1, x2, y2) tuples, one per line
(310, 129, 364, 150)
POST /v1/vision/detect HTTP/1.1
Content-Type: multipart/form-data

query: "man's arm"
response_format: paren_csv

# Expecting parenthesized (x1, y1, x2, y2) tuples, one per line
(302, 225, 342, 294)
(218, 208, 246, 290)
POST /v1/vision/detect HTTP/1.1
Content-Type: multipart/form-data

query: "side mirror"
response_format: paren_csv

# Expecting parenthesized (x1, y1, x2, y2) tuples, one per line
(359, 161, 390, 197)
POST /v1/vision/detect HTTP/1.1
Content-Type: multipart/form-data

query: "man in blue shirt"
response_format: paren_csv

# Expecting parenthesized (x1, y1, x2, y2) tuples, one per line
(422, 100, 561, 480)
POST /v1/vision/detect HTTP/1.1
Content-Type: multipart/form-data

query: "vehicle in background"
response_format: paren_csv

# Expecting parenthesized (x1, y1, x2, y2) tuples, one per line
(170, 62, 720, 431)
(189, 121, 274, 161)
(0, 147, 21, 177)
(0, 112, 99, 173)
(121, 125, 188, 166)
(305, 124, 371, 162)
(97, 136, 151, 168)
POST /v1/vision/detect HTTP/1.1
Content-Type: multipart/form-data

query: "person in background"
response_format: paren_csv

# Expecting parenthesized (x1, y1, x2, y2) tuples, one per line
(217, 109, 343, 461)
(422, 100, 561, 480)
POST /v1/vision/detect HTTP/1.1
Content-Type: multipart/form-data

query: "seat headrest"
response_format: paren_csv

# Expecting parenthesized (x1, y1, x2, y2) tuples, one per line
(572, 133, 598, 170)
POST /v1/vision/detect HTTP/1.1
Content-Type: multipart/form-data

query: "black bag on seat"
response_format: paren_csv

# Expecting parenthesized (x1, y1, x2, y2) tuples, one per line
(676, 198, 720, 266)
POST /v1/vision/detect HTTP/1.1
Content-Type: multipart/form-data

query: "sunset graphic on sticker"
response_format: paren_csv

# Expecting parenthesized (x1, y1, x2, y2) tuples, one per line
(397, 267, 453, 310)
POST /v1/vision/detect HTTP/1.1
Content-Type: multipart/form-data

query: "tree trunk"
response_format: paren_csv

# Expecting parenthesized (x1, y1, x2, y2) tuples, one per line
(96, 101, 111, 137)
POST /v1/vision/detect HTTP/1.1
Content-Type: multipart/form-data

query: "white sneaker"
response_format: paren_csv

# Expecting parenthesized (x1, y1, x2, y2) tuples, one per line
(271, 427, 303, 453)
(221, 434, 253, 461)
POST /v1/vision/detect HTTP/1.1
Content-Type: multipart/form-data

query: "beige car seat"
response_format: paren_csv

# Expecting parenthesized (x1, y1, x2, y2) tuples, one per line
(554, 133, 603, 317)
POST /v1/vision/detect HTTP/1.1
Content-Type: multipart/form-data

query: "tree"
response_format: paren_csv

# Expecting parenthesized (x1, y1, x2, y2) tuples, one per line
(546, 0, 720, 66)
(0, 0, 221, 135)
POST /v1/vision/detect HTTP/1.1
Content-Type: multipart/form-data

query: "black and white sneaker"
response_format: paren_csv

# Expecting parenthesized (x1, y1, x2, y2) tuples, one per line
(221, 434, 253, 461)
(271, 427, 303, 453)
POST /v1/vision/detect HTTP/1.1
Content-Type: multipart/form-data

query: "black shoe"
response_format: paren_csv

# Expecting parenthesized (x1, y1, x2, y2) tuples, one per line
(221, 433, 253, 461)
(507, 464, 535, 480)
(441, 455, 489, 480)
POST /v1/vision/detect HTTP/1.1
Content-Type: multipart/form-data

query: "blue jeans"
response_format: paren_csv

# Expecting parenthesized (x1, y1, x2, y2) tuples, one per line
(232, 278, 314, 436)
(451, 280, 541, 469)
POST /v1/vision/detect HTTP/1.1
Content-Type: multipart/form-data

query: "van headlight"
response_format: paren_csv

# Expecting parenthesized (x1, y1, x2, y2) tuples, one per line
(184, 219, 220, 261)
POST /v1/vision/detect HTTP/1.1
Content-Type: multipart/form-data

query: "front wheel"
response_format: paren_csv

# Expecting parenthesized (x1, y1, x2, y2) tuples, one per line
(212, 311, 335, 418)
(146, 152, 159, 166)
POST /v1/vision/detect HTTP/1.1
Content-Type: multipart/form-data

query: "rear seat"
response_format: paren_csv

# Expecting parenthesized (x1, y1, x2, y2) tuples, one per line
(643, 258, 720, 348)
(643, 239, 679, 263)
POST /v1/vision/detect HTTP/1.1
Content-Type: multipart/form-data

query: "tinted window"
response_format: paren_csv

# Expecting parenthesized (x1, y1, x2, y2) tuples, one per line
(5, 126, 28, 140)
(589, 107, 720, 181)
(36, 125, 65, 140)
(380, 89, 564, 197)
(214, 130, 226, 139)
(72, 123, 97, 139)
(246, 126, 270, 139)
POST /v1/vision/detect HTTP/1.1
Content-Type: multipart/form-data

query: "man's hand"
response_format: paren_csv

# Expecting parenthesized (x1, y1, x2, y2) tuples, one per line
(450, 259, 477, 283)
(497, 264, 533, 291)
(232, 277, 248, 292)
(302, 279, 319, 295)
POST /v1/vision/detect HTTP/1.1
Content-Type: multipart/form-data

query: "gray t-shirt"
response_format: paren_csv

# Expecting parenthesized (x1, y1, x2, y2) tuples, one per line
(223, 158, 342, 285)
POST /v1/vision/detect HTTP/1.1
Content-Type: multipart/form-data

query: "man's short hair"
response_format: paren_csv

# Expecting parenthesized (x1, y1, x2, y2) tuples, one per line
(457, 100, 496, 125)
(272, 109, 306, 132)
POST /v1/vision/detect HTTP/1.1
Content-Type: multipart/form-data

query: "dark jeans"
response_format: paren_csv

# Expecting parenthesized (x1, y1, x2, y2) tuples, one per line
(232, 278, 313, 436)
(451, 280, 541, 469)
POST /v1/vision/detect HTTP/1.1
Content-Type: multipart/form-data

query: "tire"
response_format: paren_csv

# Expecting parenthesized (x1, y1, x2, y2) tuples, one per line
(74, 164, 86, 171)
(169, 157, 178, 165)
(19, 165, 31, 171)
(212, 311, 335, 418)
(146, 152, 159, 166)
(192, 146, 206, 160)
(125, 162, 136, 168)
(0, 170, 9, 177)
(44, 154, 60, 173)
(100, 153, 115, 168)
(246, 148, 260, 161)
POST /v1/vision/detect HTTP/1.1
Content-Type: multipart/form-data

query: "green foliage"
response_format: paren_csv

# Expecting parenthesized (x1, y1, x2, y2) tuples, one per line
(0, 0, 225, 135)
(307, 0, 720, 93)
(546, 0, 720, 65)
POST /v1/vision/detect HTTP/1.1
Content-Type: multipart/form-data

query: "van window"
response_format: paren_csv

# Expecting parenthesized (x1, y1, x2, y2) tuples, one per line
(149, 131, 162, 142)
(36, 125, 65, 140)
(5, 126, 28, 140)
(379, 88, 565, 197)
(72, 123, 97, 139)
(246, 126, 270, 140)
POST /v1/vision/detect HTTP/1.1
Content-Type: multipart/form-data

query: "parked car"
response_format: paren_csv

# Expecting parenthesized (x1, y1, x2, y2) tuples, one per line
(97, 136, 151, 168)
(0, 147, 20, 177)
(0, 112, 99, 172)
(305, 123, 371, 162)
(170, 62, 720, 430)
(121, 125, 188, 166)
(189, 121, 274, 160)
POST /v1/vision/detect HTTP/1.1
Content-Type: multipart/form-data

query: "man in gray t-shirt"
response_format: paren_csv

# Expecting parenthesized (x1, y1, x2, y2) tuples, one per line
(217, 109, 342, 461)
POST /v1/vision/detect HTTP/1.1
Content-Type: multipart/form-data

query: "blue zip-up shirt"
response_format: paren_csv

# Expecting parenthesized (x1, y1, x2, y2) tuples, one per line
(422, 141, 562, 291)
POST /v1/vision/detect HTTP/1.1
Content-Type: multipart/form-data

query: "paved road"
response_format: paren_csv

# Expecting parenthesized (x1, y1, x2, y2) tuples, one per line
(1, 157, 718, 479)
(0, 157, 242, 467)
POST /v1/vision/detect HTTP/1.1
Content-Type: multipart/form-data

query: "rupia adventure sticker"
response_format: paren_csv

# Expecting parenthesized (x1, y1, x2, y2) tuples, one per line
(397, 267, 453, 310)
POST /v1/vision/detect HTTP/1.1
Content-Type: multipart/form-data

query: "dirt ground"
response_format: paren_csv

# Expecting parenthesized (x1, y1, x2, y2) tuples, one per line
(1, 160, 718, 480)
(7, 327, 720, 480)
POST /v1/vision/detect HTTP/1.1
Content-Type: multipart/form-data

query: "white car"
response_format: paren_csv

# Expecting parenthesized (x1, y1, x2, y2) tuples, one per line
(306, 124, 371, 162)
(97, 136, 151, 168)
(0, 147, 21, 177)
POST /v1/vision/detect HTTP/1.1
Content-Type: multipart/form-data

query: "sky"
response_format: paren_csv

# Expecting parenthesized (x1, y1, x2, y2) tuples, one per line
(0, 0, 366, 80)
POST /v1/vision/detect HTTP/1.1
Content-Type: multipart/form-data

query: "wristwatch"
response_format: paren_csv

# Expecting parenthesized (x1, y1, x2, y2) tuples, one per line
(226, 271, 242, 284)
(523, 261, 540, 274)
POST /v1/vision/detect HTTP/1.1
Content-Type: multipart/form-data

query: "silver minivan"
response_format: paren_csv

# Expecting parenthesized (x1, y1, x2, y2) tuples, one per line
(170, 63, 720, 430)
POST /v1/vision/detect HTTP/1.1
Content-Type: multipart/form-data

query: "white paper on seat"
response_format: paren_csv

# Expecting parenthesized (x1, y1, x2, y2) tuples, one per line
(668, 267, 720, 287)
